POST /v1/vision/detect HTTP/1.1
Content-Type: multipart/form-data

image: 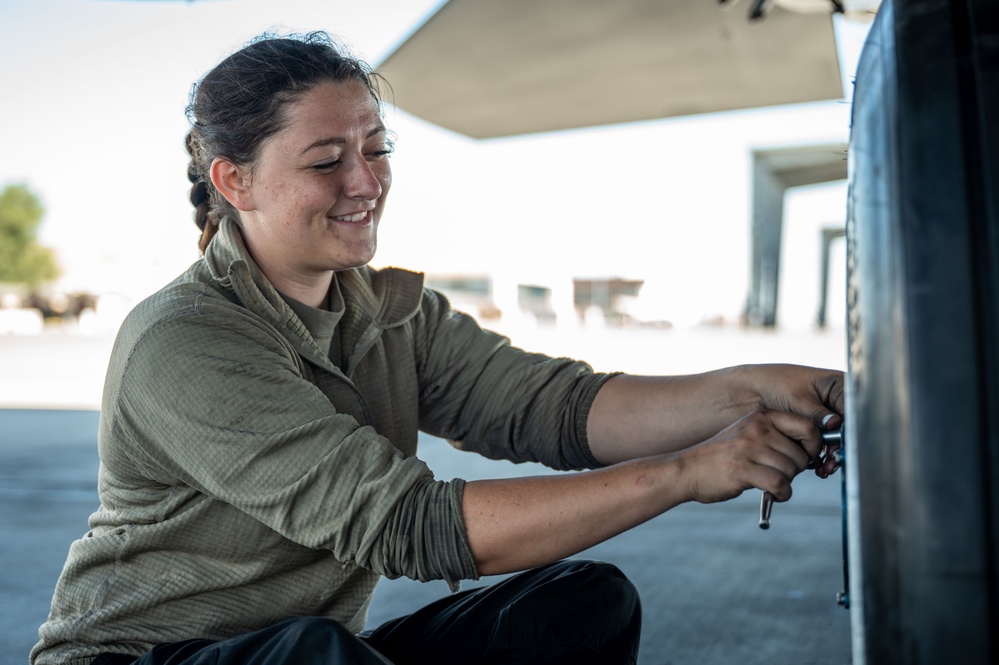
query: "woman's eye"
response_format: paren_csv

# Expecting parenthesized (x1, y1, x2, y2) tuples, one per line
(370, 137, 395, 159)
(313, 160, 341, 171)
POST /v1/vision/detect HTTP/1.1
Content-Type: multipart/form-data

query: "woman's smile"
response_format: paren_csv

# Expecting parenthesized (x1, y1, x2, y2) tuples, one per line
(330, 210, 371, 224)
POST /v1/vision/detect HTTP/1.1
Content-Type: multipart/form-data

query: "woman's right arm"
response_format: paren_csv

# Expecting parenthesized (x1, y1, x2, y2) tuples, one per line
(461, 407, 817, 576)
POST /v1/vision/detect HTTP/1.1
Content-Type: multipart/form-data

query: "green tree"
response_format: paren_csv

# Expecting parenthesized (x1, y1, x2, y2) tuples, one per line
(0, 183, 60, 287)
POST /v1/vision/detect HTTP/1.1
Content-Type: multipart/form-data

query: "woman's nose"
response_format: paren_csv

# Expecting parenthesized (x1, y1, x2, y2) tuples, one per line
(343, 156, 383, 200)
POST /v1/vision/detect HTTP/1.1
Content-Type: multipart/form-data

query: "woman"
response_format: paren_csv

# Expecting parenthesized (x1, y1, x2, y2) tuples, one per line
(32, 32, 843, 665)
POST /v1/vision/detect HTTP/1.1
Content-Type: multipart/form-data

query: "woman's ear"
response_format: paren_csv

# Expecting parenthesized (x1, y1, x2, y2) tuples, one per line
(210, 157, 255, 211)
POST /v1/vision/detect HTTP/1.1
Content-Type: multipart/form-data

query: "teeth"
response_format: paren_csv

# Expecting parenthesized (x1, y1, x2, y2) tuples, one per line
(333, 211, 367, 222)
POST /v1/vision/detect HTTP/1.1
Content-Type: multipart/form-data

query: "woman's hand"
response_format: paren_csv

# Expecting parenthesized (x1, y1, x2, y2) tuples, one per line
(744, 365, 845, 478)
(587, 365, 845, 469)
(675, 407, 823, 505)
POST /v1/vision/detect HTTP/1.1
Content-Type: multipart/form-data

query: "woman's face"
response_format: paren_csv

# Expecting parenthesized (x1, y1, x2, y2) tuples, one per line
(234, 80, 392, 294)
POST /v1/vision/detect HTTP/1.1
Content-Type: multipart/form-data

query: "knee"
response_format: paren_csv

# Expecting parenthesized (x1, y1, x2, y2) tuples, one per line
(526, 559, 641, 637)
(587, 561, 638, 597)
(262, 616, 358, 659)
(280, 615, 350, 638)
(278, 616, 350, 635)
(516, 560, 642, 663)
(548, 560, 639, 609)
(572, 561, 641, 623)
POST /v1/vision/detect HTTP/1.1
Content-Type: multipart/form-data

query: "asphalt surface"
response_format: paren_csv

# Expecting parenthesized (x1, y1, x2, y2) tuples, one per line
(1, 408, 853, 665)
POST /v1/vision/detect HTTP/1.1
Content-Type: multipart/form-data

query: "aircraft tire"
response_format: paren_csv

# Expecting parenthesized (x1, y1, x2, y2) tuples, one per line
(845, 0, 999, 663)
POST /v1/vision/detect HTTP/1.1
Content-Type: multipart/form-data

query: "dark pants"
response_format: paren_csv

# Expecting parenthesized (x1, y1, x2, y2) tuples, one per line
(92, 560, 641, 665)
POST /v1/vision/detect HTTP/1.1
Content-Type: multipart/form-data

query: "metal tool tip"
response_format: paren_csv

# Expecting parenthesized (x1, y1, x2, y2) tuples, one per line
(758, 491, 774, 530)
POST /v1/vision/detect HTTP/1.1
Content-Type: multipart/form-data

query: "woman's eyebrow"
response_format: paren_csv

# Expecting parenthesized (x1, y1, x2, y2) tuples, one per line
(301, 125, 386, 155)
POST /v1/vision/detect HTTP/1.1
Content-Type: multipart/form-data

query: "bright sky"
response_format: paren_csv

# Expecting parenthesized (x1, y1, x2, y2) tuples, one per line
(0, 0, 871, 329)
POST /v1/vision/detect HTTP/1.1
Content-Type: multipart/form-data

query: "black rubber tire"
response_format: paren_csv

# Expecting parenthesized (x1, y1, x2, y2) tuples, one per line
(846, 0, 999, 663)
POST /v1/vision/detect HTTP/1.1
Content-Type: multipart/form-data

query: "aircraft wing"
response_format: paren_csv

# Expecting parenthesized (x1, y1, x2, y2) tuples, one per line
(375, 0, 844, 138)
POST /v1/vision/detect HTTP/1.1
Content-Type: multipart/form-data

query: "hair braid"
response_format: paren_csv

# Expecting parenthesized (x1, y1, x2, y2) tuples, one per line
(184, 129, 220, 253)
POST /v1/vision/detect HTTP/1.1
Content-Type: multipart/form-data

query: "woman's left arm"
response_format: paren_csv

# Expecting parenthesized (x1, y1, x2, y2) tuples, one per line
(586, 364, 845, 475)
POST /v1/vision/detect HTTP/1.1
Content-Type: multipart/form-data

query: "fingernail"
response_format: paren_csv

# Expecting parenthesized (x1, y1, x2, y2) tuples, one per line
(821, 413, 835, 428)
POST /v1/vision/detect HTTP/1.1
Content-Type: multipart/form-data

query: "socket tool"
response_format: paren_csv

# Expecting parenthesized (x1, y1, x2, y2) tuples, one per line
(758, 428, 843, 529)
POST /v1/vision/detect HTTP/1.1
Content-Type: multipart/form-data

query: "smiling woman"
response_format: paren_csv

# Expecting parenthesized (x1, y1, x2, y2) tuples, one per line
(30, 30, 846, 665)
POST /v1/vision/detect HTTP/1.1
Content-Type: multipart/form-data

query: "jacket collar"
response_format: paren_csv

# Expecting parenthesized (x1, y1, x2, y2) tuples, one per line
(203, 218, 425, 368)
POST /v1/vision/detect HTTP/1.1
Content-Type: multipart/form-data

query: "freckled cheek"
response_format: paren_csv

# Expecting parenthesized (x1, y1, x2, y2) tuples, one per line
(276, 184, 325, 226)
(260, 180, 297, 214)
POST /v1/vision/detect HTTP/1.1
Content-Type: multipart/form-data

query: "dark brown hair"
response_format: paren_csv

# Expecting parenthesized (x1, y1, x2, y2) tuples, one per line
(185, 31, 385, 253)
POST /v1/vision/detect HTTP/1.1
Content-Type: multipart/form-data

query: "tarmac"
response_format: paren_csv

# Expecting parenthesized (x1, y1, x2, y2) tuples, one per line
(0, 325, 853, 665)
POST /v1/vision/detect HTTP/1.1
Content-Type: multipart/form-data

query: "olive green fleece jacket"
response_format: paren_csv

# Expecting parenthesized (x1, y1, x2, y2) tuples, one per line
(32, 219, 611, 665)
